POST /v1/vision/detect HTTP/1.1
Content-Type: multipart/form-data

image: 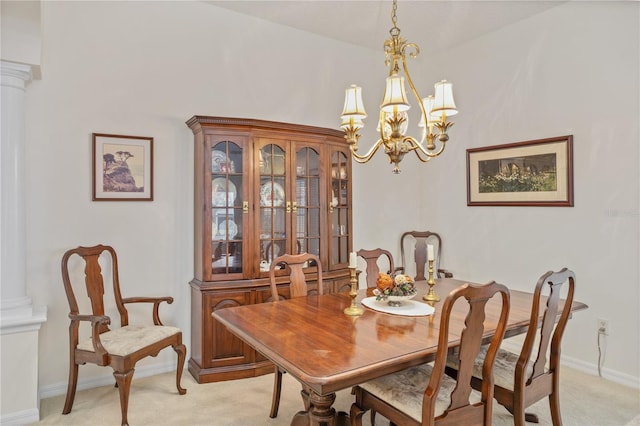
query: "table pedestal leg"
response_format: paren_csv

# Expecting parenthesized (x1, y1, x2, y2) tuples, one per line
(290, 391, 349, 426)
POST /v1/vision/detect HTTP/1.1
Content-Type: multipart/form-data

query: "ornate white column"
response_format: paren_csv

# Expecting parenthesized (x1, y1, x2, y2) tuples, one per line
(0, 60, 47, 425)
(1, 62, 31, 318)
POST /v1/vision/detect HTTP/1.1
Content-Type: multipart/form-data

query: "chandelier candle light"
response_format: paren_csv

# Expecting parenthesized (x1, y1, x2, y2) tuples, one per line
(344, 252, 364, 316)
(340, 0, 458, 173)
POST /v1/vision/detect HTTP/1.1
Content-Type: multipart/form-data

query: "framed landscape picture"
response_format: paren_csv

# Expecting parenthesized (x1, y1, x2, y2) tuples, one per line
(92, 133, 154, 201)
(467, 135, 573, 207)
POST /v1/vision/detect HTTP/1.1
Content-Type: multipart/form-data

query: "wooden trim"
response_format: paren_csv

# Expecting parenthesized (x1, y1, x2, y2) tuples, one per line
(186, 116, 345, 139)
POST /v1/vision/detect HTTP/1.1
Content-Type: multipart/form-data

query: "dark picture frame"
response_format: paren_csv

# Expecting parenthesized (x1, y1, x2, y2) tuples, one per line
(92, 133, 154, 201)
(467, 135, 573, 207)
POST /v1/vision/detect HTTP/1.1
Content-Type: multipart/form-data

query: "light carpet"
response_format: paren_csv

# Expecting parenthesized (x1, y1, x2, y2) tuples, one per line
(35, 366, 640, 425)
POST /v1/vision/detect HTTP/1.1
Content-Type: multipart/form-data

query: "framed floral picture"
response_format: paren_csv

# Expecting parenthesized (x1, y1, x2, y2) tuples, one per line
(467, 135, 573, 206)
(92, 133, 153, 201)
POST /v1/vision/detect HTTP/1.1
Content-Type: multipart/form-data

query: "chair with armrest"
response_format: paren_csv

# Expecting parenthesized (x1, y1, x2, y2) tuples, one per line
(61, 244, 186, 426)
(268, 252, 323, 418)
(445, 268, 576, 426)
(357, 248, 395, 289)
(397, 230, 453, 280)
(350, 281, 510, 426)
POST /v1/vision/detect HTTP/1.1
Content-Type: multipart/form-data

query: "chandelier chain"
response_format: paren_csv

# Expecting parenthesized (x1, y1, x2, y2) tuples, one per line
(390, 0, 400, 36)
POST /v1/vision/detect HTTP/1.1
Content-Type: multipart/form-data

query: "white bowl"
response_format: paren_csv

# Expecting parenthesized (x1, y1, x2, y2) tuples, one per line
(386, 293, 416, 306)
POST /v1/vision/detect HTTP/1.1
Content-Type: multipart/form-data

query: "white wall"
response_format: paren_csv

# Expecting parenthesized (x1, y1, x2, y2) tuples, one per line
(354, 1, 640, 386)
(0, 0, 42, 77)
(20, 0, 640, 397)
(25, 0, 379, 396)
(446, 1, 640, 385)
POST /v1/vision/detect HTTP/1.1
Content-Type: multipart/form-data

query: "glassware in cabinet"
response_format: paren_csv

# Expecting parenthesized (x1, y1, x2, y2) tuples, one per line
(330, 149, 350, 267)
(210, 140, 245, 276)
(258, 143, 287, 272)
(294, 146, 321, 260)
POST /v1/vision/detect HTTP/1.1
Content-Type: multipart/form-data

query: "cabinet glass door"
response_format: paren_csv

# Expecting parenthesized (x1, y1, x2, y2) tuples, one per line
(258, 143, 287, 273)
(211, 141, 244, 275)
(330, 150, 350, 266)
(295, 147, 321, 258)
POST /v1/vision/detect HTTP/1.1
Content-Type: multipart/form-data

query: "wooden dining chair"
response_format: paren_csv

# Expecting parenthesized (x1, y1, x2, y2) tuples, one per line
(268, 252, 323, 418)
(445, 268, 576, 426)
(350, 281, 510, 426)
(61, 244, 186, 426)
(397, 230, 453, 280)
(357, 248, 395, 289)
(355, 248, 395, 423)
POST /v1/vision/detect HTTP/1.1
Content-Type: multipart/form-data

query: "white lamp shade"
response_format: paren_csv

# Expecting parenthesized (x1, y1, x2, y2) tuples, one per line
(341, 115, 364, 130)
(381, 75, 410, 112)
(419, 95, 440, 127)
(342, 84, 367, 118)
(431, 80, 458, 117)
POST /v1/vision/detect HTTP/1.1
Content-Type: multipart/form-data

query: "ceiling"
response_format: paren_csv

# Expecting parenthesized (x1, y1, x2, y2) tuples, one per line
(205, 1, 565, 54)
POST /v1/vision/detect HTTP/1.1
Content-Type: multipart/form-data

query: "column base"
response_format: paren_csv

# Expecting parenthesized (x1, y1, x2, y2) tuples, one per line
(1, 305, 47, 423)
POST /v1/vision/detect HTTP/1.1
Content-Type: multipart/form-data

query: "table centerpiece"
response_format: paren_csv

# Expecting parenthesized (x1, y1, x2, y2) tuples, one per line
(373, 272, 417, 307)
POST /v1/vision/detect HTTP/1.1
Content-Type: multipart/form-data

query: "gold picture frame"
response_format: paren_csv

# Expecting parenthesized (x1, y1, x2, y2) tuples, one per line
(92, 133, 154, 201)
(467, 135, 573, 207)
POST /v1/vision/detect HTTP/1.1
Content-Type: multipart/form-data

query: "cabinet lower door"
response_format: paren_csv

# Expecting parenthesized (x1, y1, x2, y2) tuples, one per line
(332, 276, 352, 293)
(199, 290, 272, 382)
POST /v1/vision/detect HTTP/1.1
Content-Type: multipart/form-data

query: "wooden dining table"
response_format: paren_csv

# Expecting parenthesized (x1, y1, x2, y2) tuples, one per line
(213, 277, 587, 426)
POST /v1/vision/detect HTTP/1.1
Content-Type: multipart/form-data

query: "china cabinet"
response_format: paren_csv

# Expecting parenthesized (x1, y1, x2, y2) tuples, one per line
(186, 116, 353, 383)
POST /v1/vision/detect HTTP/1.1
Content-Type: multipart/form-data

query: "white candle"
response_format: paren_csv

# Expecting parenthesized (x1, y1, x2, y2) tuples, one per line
(427, 244, 435, 261)
(349, 252, 357, 269)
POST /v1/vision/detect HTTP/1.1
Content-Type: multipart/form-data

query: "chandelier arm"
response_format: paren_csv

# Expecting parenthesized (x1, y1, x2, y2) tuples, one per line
(350, 139, 385, 164)
(410, 135, 447, 159)
(400, 47, 430, 139)
(412, 151, 434, 163)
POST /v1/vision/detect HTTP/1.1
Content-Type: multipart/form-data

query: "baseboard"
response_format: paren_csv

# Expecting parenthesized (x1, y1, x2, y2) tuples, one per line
(0, 407, 40, 425)
(499, 338, 640, 390)
(560, 354, 640, 389)
(38, 361, 179, 400)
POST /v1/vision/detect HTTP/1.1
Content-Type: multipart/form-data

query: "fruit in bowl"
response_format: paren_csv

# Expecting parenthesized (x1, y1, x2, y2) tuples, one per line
(375, 272, 395, 292)
(374, 272, 417, 306)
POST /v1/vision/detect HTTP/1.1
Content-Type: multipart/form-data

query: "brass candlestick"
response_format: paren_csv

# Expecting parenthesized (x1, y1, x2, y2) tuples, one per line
(344, 267, 364, 316)
(423, 259, 440, 302)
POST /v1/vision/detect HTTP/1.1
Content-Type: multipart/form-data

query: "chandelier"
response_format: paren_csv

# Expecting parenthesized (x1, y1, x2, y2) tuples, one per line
(340, 0, 458, 173)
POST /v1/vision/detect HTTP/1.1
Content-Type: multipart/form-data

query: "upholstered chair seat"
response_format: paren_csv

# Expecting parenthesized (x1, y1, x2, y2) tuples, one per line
(359, 363, 483, 422)
(447, 345, 534, 391)
(77, 325, 181, 357)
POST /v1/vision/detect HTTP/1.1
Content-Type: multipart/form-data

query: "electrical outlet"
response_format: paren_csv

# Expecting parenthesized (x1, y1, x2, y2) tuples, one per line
(597, 318, 609, 335)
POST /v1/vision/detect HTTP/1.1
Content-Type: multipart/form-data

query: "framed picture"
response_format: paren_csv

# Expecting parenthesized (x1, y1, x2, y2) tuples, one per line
(92, 133, 153, 201)
(467, 135, 573, 207)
